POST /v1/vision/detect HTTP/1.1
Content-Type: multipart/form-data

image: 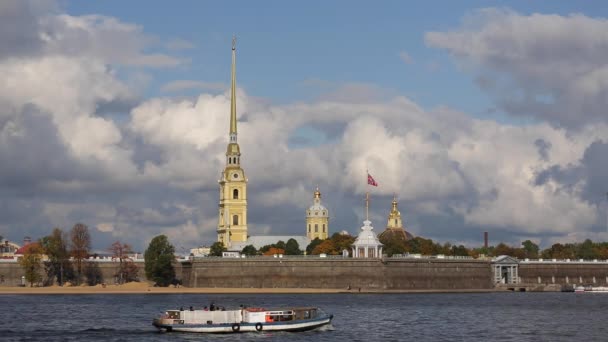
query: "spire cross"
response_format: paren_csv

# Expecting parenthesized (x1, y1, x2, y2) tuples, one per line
(232, 35, 236, 50)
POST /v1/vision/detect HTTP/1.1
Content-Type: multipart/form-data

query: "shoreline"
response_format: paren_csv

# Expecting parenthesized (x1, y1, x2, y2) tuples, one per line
(0, 284, 498, 295)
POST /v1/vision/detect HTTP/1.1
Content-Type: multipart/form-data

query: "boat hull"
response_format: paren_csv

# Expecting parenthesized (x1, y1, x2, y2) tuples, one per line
(153, 315, 332, 333)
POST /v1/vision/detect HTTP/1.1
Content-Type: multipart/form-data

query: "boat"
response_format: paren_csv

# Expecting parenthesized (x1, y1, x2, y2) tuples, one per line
(152, 305, 333, 333)
(574, 285, 608, 293)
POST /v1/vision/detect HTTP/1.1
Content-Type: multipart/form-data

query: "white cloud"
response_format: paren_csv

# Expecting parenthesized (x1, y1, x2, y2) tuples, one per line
(398, 51, 414, 64)
(425, 8, 608, 128)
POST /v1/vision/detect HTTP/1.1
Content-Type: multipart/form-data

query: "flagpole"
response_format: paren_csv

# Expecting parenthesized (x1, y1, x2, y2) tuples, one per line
(366, 169, 369, 221)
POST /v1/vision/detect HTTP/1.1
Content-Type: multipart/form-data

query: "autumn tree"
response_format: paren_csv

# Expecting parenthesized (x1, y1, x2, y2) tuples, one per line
(312, 239, 336, 255)
(144, 235, 176, 287)
(262, 247, 285, 256)
(109, 241, 138, 284)
(70, 223, 91, 284)
(40, 228, 73, 285)
(19, 243, 44, 287)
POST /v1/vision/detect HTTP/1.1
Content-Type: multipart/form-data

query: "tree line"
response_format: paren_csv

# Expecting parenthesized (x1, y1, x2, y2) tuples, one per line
(16, 225, 180, 288)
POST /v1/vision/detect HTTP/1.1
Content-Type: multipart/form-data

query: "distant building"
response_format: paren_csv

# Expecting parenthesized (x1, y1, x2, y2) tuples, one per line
(306, 187, 329, 241)
(0, 239, 20, 258)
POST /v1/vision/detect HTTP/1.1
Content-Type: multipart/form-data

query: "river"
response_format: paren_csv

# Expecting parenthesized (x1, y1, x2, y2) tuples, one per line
(1, 292, 605, 341)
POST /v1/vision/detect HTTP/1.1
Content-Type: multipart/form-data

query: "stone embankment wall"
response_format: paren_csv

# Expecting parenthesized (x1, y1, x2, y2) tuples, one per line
(519, 262, 608, 286)
(0, 260, 149, 286)
(183, 257, 494, 290)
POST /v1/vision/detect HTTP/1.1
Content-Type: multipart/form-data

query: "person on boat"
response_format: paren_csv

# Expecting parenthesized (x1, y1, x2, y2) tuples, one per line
(203, 306, 208, 311)
(210, 303, 215, 311)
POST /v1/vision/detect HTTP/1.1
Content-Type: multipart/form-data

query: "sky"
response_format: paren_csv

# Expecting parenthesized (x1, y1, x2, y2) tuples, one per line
(1, 0, 608, 253)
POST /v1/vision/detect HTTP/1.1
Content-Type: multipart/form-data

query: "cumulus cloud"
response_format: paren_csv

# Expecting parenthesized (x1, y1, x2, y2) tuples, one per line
(2, 2, 608, 253)
(426, 8, 608, 129)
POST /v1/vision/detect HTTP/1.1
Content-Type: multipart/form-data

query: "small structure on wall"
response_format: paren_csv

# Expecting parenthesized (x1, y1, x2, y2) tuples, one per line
(492, 255, 519, 284)
(351, 219, 383, 258)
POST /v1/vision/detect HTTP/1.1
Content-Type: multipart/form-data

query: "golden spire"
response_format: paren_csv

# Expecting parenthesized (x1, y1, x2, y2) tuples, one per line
(391, 193, 398, 214)
(230, 35, 237, 136)
(314, 186, 321, 199)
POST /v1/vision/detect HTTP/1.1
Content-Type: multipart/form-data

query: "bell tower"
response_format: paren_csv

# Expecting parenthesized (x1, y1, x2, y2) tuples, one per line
(217, 36, 248, 248)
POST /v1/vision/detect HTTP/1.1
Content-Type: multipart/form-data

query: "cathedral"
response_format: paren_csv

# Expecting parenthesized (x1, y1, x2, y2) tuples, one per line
(215, 39, 412, 255)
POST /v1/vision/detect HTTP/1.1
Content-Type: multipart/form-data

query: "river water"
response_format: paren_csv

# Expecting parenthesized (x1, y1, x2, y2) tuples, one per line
(1, 292, 606, 341)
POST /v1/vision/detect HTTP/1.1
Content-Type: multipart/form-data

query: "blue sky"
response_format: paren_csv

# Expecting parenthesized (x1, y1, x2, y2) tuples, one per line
(65, 0, 603, 117)
(1, 0, 608, 252)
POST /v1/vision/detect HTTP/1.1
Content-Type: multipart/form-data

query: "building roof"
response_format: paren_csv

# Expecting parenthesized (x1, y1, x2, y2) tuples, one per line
(15, 242, 41, 255)
(378, 227, 414, 242)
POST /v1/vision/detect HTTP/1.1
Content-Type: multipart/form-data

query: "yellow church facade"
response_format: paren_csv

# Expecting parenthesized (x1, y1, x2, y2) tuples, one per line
(217, 37, 248, 248)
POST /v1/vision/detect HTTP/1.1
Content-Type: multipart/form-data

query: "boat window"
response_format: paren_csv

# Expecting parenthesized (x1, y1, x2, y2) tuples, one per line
(167, 311, 180, 319)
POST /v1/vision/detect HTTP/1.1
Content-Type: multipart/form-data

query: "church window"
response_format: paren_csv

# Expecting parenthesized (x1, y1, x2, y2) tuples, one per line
(323, 224, 325, 233)
(315, 224, 318, 233)
(315, 211, 318, 216)
(233, 215, 238, 225)
(308, 224, 311, 233)
(395, 219, 398, 226)
(233, 189, 239, 199)
(323, 211, 326, 215)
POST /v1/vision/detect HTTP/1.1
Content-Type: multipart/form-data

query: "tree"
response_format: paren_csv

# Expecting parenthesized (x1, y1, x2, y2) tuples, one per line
(109, 241, 138, 284)
(241, 245, 258, 256)
(285, 239, 302, 255)
(379, 233, 407, 256)
(19, 243, 44, 287)
(70, 223, 91, 284)
(312, 240, 336, 255)
(144, 235, 176, 287)
(40, 228, 73, 286)
(306, 238, 323, 255)
(209, 242, 227, 256)
(83, 261, 103, 286)
(521, 240, 539, 259)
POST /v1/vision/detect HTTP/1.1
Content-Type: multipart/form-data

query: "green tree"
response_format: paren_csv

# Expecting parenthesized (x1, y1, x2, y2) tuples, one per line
(577, 239, 596, 260)
(144, 235, 176, 287)
(209, 242, 227, 256)
(285, 239, 302, 255)
(379, 233, 407, 256)
(40, 228, 73, 285)
(19, 243, 44, 287)
(521, 240, 539, 259)
(70, 223, 91, 285)
(241, 245, 258, 256)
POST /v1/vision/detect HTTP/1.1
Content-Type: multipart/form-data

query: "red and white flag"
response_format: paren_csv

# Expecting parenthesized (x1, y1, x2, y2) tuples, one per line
(367, 173, 378, 187)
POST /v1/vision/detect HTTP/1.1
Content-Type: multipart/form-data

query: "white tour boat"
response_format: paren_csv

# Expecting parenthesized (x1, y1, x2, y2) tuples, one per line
(153, 305, 333, 333)
(574, 285, 608, 293)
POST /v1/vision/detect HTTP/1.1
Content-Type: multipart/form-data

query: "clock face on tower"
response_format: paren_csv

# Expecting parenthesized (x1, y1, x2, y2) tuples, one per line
(233, 173, 238, 179)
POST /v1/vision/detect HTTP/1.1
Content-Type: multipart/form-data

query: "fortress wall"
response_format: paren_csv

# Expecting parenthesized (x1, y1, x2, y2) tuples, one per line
(185, 258, 494, 290)
(519, 263, 608, 285)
